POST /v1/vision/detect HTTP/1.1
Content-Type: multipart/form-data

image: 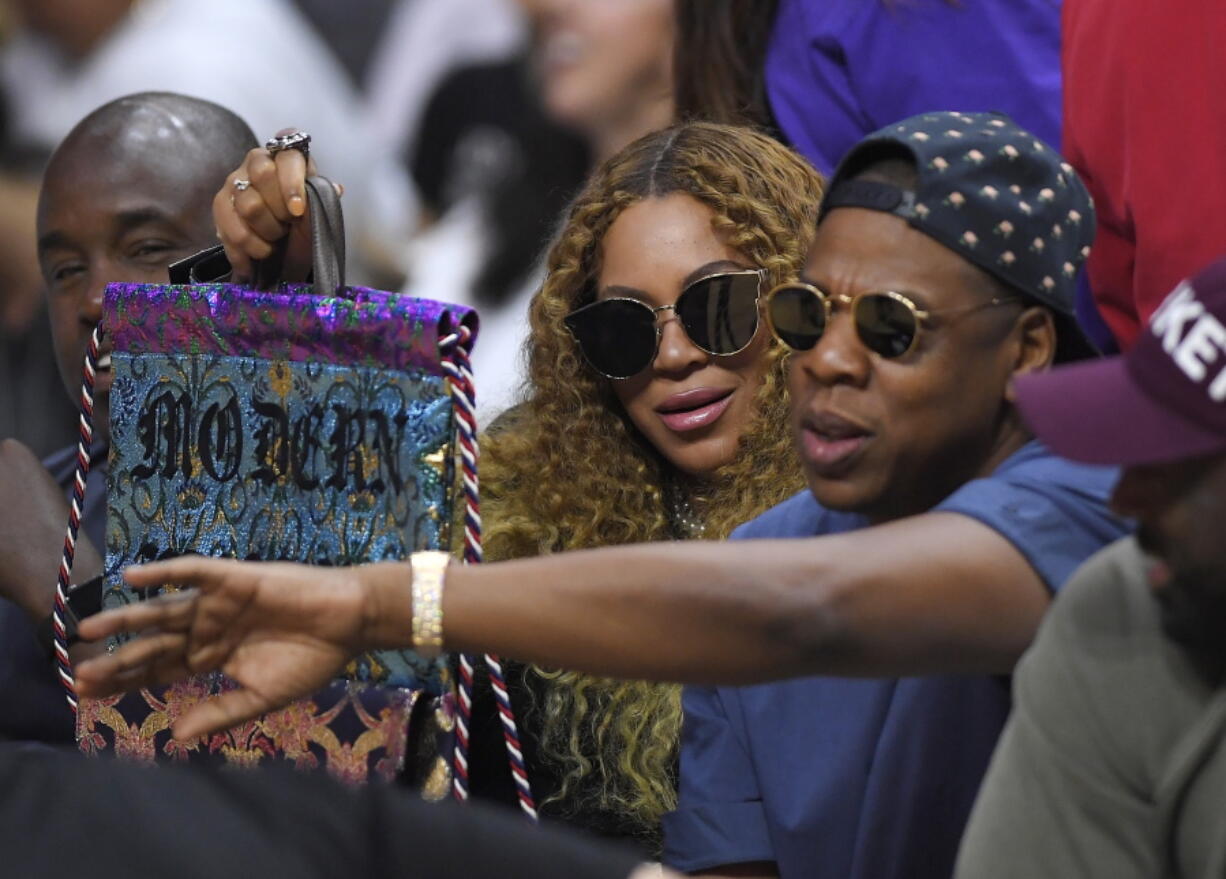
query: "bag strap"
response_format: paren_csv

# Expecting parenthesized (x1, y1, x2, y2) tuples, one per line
(250, 174, 347, 297)
(304, 175, 346, 298)
(52, 326, 106, 716)
(439, 323, 539, 823)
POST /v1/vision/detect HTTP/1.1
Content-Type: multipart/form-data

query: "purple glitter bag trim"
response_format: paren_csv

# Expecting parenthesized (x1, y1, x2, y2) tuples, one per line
(103, 283, 478, 373)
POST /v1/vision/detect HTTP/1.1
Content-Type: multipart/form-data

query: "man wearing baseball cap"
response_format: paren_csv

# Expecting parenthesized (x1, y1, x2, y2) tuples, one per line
(955, 257, 1226, 878)
(661, 111, 1124, 879)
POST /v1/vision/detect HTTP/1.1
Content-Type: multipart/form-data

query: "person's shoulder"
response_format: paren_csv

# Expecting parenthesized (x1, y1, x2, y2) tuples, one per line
(991, 440, 1119, 493)
(1024, 538, 1181, 689)
(944, 439, 1121, 517)
(1046, 537, 1160, 640)
(935, 441, 1129, 592)
(1015, 536, 1210, 753)
(776, 0, 863, 33)
(730, 490, 865, 540)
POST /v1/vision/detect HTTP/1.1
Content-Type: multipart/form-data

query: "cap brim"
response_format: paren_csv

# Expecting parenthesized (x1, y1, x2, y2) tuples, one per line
(1014, 358, 1226, 466)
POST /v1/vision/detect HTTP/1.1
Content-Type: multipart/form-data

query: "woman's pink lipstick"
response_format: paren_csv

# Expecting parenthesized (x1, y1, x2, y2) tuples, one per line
(656, 387, 734, 433)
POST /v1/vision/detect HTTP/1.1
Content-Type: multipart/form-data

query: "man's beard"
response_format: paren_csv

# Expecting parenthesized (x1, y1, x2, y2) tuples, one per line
(1152, 565, 1226, 685)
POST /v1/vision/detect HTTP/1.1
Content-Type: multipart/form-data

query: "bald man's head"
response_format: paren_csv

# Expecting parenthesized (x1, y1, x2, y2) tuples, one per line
(43, 91, 257, 225)
(65, 91, 254, 158)
(37, 92, 258, 434)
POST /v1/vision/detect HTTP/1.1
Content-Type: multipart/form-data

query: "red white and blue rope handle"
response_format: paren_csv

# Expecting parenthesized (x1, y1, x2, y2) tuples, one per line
(52, 325, 104, 715)
(440, 324, 538, 822)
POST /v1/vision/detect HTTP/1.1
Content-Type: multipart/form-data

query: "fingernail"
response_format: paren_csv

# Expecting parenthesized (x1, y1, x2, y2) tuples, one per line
(289, 193, 305, 216)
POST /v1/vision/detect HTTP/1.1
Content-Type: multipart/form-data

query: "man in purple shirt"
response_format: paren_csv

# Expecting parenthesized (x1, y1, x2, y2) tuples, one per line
(765, 0, 1062, 176)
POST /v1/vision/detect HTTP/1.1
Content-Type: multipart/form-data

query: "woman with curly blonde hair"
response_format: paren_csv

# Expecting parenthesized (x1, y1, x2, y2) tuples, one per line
(466, 121, 824, 853)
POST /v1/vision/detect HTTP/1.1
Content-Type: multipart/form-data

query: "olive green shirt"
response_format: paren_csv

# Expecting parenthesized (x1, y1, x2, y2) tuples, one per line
(956, 537, 1226, 879)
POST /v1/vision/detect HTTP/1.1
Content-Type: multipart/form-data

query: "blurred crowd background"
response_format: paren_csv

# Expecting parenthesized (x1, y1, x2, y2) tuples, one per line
(3, 0, 1214, 457)
(0, 0, 665, 446)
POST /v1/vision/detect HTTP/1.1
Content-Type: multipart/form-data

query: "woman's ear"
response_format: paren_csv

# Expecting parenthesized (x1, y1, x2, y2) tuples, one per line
(1004, 306, 1056, 403)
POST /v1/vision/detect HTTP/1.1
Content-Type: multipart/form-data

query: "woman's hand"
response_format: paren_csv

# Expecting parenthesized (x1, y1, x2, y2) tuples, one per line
(213, 128, 334, 284)
(74, 556, 391, 741)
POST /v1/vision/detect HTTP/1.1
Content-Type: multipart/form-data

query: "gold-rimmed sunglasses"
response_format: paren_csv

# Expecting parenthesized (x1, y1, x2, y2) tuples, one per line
(764, 282, 1020, 358)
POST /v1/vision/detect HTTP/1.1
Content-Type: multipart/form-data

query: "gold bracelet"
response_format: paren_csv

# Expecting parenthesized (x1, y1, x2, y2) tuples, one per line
(410, 550, 450, 658)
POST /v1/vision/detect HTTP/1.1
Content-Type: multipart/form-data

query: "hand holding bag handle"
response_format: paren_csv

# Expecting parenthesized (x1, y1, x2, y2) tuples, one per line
(174, 174, 346, 296)
(250, 174, 347, 296)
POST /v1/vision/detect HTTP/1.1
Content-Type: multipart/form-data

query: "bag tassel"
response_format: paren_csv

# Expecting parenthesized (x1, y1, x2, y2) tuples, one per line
(441, 324, 538, 822)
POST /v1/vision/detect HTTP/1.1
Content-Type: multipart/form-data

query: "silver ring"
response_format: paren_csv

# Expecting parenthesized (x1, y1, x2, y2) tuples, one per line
(232, 178, 251, 192)
(264, 129, 311, 159)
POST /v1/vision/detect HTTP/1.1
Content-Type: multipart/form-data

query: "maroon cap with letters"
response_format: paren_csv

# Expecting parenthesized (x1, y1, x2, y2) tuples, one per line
(1015, 255, 1226, 465)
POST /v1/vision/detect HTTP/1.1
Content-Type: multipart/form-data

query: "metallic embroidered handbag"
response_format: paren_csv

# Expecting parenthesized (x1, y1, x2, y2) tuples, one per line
(50, 178, 529, 799)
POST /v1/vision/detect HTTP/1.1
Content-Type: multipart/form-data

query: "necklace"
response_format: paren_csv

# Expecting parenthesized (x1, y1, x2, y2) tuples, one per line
(664, 481, 707, 540)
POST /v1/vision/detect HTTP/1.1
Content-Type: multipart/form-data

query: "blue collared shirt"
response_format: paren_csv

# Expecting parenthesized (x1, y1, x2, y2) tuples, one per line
(663, 442, 1128, 878)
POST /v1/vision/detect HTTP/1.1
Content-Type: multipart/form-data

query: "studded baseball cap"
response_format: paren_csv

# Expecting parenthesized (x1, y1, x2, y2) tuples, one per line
(1015, 256, 1226, 466)
(819, 111, 1097, 361)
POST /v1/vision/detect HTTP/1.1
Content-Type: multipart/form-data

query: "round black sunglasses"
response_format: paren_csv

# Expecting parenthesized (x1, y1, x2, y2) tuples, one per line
(563, 269, 765, 379)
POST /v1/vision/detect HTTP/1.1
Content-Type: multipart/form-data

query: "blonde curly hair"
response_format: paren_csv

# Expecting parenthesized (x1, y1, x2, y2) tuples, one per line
(481, 122, 824, 844)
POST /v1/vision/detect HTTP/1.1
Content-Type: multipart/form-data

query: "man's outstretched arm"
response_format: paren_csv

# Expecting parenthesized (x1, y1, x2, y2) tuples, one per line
(76, 511, 1048, 739)
(436, 512, 1048, 683)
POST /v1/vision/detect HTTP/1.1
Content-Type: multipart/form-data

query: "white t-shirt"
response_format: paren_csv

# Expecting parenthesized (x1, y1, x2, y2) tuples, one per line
(0, 0, 414, 285)
(401, 195, 538, 423)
